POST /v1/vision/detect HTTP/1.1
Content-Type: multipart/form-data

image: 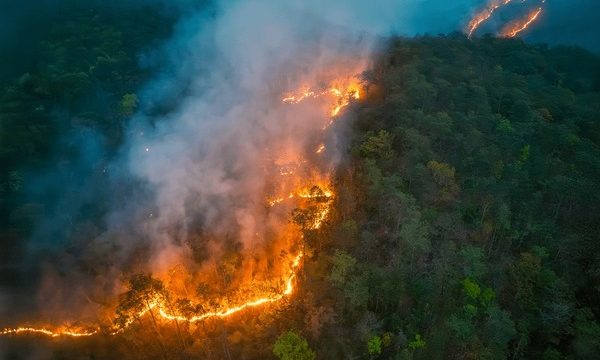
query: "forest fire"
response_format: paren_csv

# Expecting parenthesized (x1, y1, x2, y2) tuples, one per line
(1, 74, 362, 340)
(1, 252, 303, 338)
(501, 7, 543, 38)
(156, 252, 303, 323)
(467, 0, 512, 38)
(467, 0, 544, 38)
(282, 80, 361, 119)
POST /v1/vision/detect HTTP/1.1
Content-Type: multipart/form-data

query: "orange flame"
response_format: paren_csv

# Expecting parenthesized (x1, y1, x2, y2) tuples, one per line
(282, 80, 361, 121)
(501, 7, 543, 38)
(1, 252, 304, 338)
(467, 0, 513, 38)
(1, 327, 98, 338)
(467, 0, 545, 39)
(157, 252, 303, 323)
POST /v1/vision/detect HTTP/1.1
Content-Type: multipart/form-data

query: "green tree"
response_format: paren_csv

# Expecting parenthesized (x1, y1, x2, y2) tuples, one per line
(407, 333, 426, 350)
(327, 249, 357, 287)
(273, 330, 315, 360)
(367, 335, 382, 357)
(119, 93, 138, 117)
(427, 160, 459, 203)
(359, 130, 395, 160)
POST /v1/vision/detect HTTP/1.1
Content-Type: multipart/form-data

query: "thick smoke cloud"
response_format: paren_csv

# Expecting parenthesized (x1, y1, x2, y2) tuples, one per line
(118, 0, 377, 272)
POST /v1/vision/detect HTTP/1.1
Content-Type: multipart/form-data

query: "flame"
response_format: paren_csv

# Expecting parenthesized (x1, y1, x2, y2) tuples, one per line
(1, 72, 358, 341)
(268, 197, 285, 206)
(1, 327, 98, 338)
(298, 186, 334, 199)
(467, 0, 512, 38)
(2, 252, 304, 338)
(157, 252, 302, 322)
(467, 0, 544, 39)
(282, 79, 361, 121)
(501, 7, 543, 38)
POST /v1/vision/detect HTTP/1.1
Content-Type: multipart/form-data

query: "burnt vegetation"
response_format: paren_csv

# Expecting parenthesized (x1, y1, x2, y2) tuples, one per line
(1, 3, 600, 360)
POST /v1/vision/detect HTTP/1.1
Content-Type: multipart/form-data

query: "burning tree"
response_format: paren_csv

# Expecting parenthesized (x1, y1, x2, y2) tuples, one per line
(115, 274, 169, 331)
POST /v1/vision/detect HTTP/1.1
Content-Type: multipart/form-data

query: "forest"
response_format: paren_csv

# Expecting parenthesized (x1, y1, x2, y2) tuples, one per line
(1, 2, 600, 360)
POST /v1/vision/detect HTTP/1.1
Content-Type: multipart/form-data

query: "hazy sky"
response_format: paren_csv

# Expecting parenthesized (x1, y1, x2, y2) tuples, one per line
(525, 0, 600, 52)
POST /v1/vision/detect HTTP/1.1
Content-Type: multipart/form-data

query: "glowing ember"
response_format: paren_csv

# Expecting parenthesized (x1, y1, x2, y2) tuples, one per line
(501, 7, 543, 38)
(316, 144, 326, 154)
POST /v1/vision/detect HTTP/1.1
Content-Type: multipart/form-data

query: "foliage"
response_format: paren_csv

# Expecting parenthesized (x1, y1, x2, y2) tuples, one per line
(273, 330, 316, 360)
(367, 335, 382, 357)
(407, 334, 426, 350)
(312, 34, 600, 359)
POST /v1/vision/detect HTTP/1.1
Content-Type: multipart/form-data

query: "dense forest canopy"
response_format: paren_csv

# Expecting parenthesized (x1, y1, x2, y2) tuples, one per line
(1, 2, 600, 360)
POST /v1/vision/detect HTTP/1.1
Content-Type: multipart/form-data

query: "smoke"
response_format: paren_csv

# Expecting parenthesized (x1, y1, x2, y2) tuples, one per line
(116, 0, 376, 273)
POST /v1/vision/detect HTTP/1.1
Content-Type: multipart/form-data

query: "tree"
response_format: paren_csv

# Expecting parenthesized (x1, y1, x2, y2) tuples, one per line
(407, 333, 426, 350)
(115, 274, 170, 359)
(119, 93, 138, 117)
(359, 130, 395, 160)
(273, 330, 315, 360)
(327, 249, 357, 287)
(427, 160, 459, 203)
(115, 273, 169, 330)
(367, 335, 382, 358)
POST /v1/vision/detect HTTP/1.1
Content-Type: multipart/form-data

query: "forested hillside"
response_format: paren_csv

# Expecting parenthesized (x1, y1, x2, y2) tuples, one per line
(1, 5, 600, 359)
(0, 2, 176, 271)
(308, 34, 600, 359)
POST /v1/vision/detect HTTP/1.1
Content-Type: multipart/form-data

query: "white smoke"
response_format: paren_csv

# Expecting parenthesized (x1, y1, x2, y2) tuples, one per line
(115, 0, 379, 272)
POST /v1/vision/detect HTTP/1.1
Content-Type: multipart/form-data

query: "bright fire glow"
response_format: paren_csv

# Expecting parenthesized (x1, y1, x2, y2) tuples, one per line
(467, 0, 512, 38)
(157, 252, 303, 323)
(1, 327, 98, 338)
(467, 0, 544, 39)
(501, 7, 543, 38)
(1, 252, 303, 338)
(282, 80, 361, 119)
(2, 73, 361, 340)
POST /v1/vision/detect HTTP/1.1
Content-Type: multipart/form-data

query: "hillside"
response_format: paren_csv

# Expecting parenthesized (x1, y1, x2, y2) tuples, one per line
(312, 34, 600, 359)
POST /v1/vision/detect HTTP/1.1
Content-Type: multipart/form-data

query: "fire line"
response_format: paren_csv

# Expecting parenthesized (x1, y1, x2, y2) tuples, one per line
(467, 0, 513, 38)
(467, 0, 545, 39)
(501, 7, 543, 38)
(1, 252, 303, 338)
